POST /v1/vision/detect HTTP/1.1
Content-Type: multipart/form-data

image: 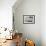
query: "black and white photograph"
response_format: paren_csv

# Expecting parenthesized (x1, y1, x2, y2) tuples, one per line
(23, 15, 35, 24)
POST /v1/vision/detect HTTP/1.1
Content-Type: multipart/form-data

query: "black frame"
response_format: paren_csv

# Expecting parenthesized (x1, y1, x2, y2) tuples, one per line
(23, 15, 35, 24)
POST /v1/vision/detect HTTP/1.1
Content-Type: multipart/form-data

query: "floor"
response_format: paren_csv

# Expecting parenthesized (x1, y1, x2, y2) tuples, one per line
(0, 39, 16, 46)
(0, 39, 24, 46)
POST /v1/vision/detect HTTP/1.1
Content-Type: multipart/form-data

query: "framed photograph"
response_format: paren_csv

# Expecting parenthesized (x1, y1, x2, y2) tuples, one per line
(23, 15, 35, 24)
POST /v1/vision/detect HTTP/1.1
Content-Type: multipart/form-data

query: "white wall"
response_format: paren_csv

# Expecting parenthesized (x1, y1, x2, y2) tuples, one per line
(13, 0, 41, 46)
(41, 0, 46, 46)
(0, 0, 16, 30)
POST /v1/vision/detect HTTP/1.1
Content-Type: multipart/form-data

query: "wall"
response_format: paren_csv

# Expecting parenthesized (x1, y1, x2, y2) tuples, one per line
(13, 0, 41, 46)
(41, 0, 46, 46)
(0, 0, 16, 30)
